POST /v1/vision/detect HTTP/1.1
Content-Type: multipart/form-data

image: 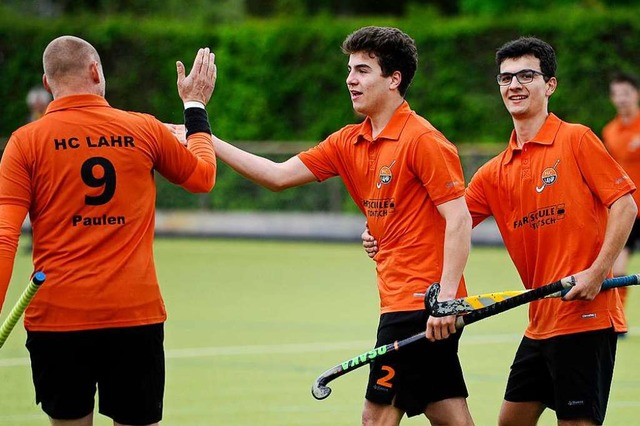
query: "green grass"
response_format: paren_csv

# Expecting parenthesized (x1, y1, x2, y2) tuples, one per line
(0, 238, 639, 425)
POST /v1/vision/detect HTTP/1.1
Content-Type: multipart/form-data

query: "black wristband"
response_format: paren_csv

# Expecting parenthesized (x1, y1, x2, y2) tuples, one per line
(184, 107, 211, 138)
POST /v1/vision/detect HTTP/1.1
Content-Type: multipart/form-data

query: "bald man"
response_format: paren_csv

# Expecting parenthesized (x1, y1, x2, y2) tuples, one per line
(0, 35, 217, 426)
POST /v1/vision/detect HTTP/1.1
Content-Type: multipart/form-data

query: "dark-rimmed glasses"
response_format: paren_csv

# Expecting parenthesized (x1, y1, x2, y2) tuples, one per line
(496, 69, 546, 86)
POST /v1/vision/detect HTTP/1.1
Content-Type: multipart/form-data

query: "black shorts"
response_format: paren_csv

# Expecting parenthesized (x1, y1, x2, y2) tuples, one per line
(26, 323, 165, 425)
(504, 328, 617, 425)
(624, 218, 640, 253)
(365, 310, 468, 417)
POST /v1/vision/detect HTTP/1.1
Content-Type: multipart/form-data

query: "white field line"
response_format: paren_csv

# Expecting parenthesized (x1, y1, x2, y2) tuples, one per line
(165, 333, 522, 359)
(1, 328, 637, 368)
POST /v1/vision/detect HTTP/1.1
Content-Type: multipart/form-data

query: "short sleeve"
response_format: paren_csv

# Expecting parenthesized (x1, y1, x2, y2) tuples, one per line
(297, 136, 340, 182)
(409, 131, 465, 206)
(465, 167, 492, 227)
(576, 129, 635, 207)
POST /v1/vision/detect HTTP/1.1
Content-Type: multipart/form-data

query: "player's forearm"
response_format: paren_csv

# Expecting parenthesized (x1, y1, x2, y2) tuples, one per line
(439, 210, 472, 299)
(0, 248, 16, 315)
(0, 205, 28, 314)
(212, 136, 295, 191)
(465, 184, 491, 229)
(590, 194, 637, 278)
(181, 132, 216, 193)
(176, 104, 216, 192)
(187, 132, 215, 165)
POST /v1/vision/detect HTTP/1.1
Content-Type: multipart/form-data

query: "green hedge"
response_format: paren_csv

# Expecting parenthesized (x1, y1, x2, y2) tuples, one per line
(1, 6, 638, 211)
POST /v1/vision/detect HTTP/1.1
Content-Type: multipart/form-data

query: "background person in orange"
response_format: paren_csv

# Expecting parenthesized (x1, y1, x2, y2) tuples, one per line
(603, 72, 640, 327)
(0, 36, 217, 426)
(210, 26, 474, 426)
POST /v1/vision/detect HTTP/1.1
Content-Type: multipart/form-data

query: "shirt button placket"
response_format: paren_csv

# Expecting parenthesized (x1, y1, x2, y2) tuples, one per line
(521, 146, 531, 180)
(369, 141, 378, 172)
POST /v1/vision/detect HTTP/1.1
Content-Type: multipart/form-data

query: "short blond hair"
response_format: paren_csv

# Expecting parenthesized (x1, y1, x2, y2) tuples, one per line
(43, 35, 101, 81)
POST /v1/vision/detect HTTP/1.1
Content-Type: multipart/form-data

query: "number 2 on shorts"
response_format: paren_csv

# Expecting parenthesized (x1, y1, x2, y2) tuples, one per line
(376, 365, 395, 388)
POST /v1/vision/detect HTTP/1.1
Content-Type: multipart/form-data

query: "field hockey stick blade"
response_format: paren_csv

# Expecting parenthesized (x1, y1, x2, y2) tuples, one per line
(425, 282, 488, 317)
(424, 283, 440, 316)
(311, 369, 337, 400)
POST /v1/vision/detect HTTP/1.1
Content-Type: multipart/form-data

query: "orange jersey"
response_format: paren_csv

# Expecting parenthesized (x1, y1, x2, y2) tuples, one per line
(603, 113, 640, 218)
(466, 113, 633, 339)
(298, 102, 467, 314)
(0, 94, 216, 331)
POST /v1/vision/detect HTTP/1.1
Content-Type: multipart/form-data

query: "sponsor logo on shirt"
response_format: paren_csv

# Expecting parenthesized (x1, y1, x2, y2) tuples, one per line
(363, 198, 396, 217)
(376, 160, 396, 189)
(513, 204, 566, 230)
(535, 159, 560, 193)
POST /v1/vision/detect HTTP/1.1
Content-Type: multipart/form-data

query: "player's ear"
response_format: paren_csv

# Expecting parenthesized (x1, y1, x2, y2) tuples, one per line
(89, 61, 102, 84)
(42, 74, 51, 94)
(546, 77, 557, 97)
(390, 70, 402, 91)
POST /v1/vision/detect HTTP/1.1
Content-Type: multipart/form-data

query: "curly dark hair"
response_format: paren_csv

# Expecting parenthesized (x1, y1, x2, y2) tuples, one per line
(496, 36, 556, 79)
(342, 26, 418, 97)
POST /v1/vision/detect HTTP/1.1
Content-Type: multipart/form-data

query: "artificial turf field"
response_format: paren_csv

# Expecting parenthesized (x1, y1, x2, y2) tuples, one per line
(0, 238, 638, 425)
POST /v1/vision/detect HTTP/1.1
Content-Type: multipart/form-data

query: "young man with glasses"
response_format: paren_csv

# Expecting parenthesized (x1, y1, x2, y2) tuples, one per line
(603, 72, 640, 331)
(362, 36, 635, 425)
(468, 36, 635, 426)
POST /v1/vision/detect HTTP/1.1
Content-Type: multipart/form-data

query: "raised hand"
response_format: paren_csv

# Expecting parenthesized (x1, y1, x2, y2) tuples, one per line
(176, 47, 217, 105)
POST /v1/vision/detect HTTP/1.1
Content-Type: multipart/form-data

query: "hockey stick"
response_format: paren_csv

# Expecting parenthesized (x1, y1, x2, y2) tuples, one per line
(311, 331, 425, 400)
(425, 274, 639, 317)
(311, 275, 574, 400)
(0, 272, 46, 349)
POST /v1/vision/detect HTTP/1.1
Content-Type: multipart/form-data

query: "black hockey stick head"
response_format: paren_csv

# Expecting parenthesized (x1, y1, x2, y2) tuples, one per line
(312, 364, 345, 400)
(311, 378, 332, 400)
(423, 283, 440, 316)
